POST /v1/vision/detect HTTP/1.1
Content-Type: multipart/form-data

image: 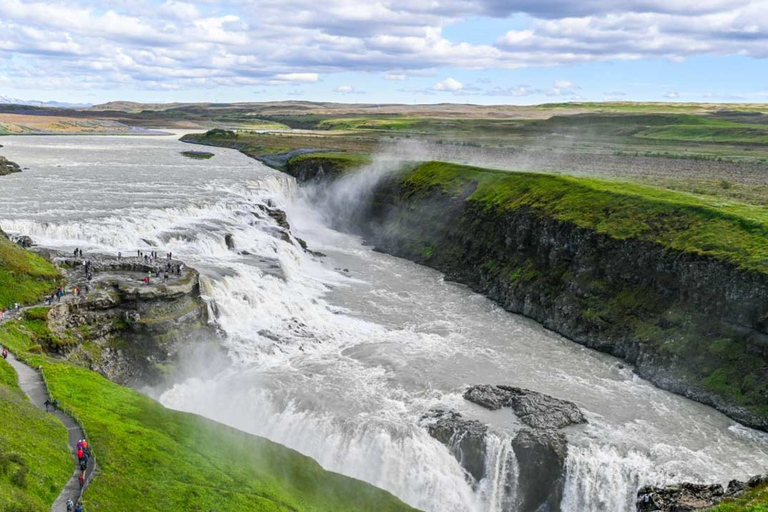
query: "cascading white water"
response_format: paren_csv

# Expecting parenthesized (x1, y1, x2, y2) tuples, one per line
(1, 135, 767, 512)
(479, 433, 520, 512)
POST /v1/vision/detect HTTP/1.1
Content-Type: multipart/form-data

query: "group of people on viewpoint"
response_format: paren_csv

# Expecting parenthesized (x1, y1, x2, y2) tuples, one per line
(140, 250, 184, 285)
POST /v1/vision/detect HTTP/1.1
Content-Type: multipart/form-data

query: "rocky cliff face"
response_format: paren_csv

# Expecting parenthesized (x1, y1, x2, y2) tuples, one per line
(421, 385, 584, 512)
(637, 475, 768, 511)
(293, 161, 768, 431)
(0, 156, 22, 176)
(46, 257, 212, 386)
(368, 180, 768, 431)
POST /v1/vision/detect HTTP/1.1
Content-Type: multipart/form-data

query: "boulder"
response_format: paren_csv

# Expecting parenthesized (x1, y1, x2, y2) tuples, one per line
(11, 235, 34, 248)
(420, 408, 488, 483)
(464, 385, 586, 430)
(224, 233, 236, 250)
(636, 474, 768, 511)
(421, 408, 568, 512)
(0, 156, 21, 176)
(511, 429, 568, 512)
(637, 483, 724, 512)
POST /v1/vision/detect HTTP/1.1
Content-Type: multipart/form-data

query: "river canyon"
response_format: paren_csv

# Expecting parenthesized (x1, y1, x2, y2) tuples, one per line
(0, 134, 766, 512)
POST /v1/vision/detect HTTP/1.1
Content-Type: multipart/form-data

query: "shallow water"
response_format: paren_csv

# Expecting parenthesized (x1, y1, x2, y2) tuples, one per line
(1, 135, 766, 512)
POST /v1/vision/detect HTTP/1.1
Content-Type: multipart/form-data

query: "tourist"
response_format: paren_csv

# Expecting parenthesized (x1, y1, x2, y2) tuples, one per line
(144, 276, 150, 285)
(73, 248, 78, 257)
(44, 399, 51, 412)
(75, 502, 83, 512)
(79, 471, 85, 489)
(52, 399, 59, 412)
(118, 251, 122, 260)
(77, 448, 83, 460)
(2, 348, 6, 360)
(66, 498, 74, 512)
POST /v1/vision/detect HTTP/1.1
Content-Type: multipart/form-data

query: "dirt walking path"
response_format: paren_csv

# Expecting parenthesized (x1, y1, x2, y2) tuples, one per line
(3, 350, 95, 511)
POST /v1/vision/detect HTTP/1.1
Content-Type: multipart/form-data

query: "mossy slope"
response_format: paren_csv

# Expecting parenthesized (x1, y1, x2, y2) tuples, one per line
(1, 317, 418, 512)
(404, 161, 768, 273)
(331, 161, 768, 430)
(0, 358, 72, 512)
(0, 229, 62, 307)
(712, 484, 768, 512)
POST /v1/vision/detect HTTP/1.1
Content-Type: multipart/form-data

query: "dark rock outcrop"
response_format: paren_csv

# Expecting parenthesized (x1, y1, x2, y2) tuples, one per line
(637, 483, 724, 512)
(420, 409, 488, 483)
(465, 385, 586, 430)
(320, 167, 768, 431)
(0, 156, 21, 176)
(11, 234, 34, 248)
(512, 429, 568, 512)
(421, 407, 568, 512)
(224, 233, 236, 250)
(637, 474, 768, 511)
(47, 255, 212, 386)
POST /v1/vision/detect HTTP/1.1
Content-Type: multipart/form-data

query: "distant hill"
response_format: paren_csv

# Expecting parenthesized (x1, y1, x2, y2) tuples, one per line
(0, 96, 91, 109)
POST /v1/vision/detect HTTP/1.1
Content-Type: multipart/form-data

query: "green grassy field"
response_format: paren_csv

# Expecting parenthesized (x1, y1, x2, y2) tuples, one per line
(0, 314, 418, 512)
(0, 358, 72, 512)
(711, 485, 768, 512)
(404, 161, 768, 273)
(0, 231, 62, 308)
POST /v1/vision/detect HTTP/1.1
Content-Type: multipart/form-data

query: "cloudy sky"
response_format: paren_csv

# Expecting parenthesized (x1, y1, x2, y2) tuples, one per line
(0, 0, 766, 105)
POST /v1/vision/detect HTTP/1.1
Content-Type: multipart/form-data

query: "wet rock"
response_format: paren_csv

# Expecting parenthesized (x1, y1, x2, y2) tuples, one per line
(464, 385, 586, 430)
(636, 483, 725, 512)
(511, 429, 567, 512)
(0, 156, 21, 176)
(421, 408, 568, 512)
(726, 479, 746, 496)
(257, 204, 291, 231)
(637, 474, 768, 511)
(11, 234, 34, 248)
(224, 233, 236, 250)
(747, 474, 768, 488)
(420, 408, 488, 483)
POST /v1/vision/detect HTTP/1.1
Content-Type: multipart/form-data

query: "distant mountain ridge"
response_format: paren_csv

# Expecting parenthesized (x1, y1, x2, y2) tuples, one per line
(0, 96, 91, 109)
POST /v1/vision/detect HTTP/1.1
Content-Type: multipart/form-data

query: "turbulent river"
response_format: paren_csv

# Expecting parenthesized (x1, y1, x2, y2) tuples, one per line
(1, 135, 767, 512)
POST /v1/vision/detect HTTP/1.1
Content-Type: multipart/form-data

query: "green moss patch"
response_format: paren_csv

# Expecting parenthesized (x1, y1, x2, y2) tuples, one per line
(0, 235, 62, 307)
(0, 320, 418, 512)
(403, 161, 768, 273)
(711, 484, 768, 511)
(0, 359, 71, 512)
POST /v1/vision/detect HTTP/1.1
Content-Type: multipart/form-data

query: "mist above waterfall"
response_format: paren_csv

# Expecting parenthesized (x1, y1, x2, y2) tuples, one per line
(2, 135, 767, 512)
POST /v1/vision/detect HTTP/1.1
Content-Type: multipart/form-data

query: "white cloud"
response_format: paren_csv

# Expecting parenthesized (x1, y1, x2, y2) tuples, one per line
(334, 85, 364, 94)
(0, 0, 765, 95)
(273, 73, 320, 83)
(665, 91, 680, 98)
(554, 80, 578, 90)
(433, 77, 463, 91)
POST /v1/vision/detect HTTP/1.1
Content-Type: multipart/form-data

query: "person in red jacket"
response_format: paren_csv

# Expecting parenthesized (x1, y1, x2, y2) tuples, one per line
(77, 448, 83, 460)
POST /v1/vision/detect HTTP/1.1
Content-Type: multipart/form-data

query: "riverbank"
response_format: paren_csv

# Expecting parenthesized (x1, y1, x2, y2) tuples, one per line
(0, 230, 419, 512)
(324, 160, 768, 431)
(183, 137, 768, 433)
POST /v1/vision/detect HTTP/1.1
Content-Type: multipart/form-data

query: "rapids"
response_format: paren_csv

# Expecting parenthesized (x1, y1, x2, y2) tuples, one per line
(0, 134, 766, 512)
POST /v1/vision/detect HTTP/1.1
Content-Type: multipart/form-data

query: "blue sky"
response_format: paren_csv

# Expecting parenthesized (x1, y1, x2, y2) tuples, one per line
(0, 0, 766, 105)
